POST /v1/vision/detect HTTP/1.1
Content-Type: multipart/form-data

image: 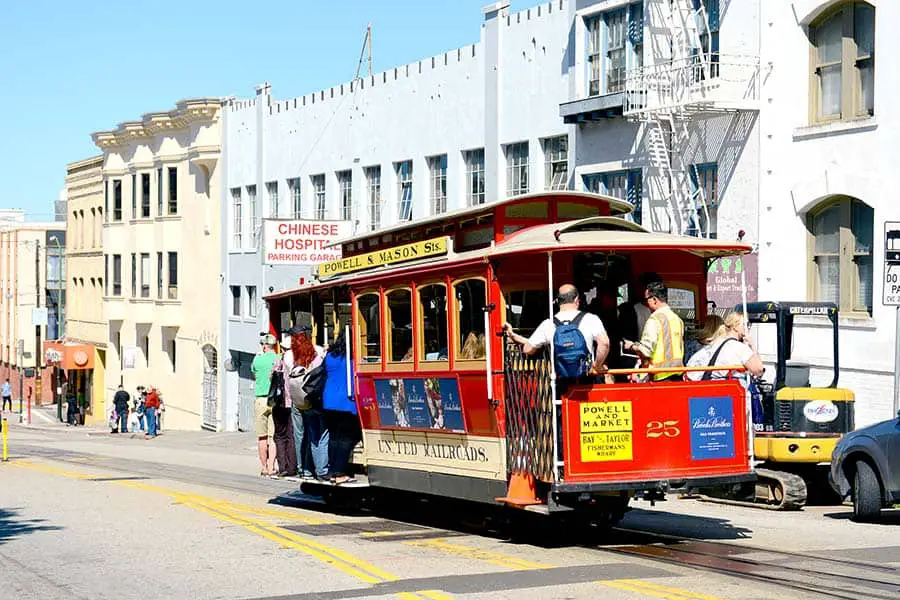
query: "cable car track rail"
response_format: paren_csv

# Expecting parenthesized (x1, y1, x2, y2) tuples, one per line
(605, 527, 900, 600)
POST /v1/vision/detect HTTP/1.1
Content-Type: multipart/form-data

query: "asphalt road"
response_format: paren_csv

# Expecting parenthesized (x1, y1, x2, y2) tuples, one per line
(1, 423, 897, 600)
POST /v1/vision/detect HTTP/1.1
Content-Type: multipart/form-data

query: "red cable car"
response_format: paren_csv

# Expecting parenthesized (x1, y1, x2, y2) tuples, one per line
(265, 192, 754, 524)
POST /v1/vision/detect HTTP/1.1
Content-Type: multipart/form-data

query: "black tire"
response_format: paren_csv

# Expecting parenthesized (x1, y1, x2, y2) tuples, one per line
(852, 460, 882, 522)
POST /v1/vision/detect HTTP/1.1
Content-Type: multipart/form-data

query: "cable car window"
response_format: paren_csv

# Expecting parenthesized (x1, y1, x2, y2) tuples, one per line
(291, 293, 314, 332)
(558, 202, 601, 219)
(387, 289, 413, 362)
(356, 293, 381, 363)
(505, 201, 549, 219)
(455, 279, 486, 360)
(505, 289, 547, 335)
(419, 284, 448, 362)
(669, 286, 698, 326)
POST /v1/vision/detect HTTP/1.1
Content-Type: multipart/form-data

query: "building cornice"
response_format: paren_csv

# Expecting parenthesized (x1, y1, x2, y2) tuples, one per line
(91, 98, 222, 150)
(66, 155, 103, 175)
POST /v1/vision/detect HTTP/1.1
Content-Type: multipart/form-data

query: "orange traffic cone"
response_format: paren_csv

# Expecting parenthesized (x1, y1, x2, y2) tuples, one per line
(496, 471, 543, 507)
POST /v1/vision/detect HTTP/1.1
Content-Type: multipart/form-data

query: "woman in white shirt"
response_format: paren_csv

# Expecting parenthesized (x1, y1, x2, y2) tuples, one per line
(687, 312, 764, 384)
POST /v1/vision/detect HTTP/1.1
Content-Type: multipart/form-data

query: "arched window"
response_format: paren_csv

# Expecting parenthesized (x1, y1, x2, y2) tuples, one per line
(809, 2, 875, 122)
(418, 283, 448, 365)
(454, 278, 487, 362)
(355, 292, 381, 367)
(808, 197, 873, 315)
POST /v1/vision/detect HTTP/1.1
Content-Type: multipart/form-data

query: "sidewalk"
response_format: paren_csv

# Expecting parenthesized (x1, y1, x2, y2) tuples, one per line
(7, 406, 264, 479)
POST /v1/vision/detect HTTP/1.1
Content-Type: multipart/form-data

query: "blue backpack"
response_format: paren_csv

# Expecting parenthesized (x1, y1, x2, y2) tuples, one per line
(552, 312, 591, 379)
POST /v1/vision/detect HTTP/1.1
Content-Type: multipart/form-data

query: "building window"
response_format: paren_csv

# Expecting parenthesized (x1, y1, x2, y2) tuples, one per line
(428, 155, 447, 215)
(337, 170, 353, 221)
(464, 149, 485, 206)
(143, 334, 150, 367)
(131, 253, 137, 297)
(396, 161, 413, 221)
(104, 255, 109, 296)
(688, 163, 718, 239)
(131, 174, 137, 219)
(266, 181, 278, 218)
(288, 178, 301, 219)
(168, 339, 176, 371)
(231, 187, 242, 248)
(167, 252, 178, 300)
(365, 166, 382, 231)
(542, 136, 568, 191)
(141, 173, 151, 218)
(312, 174, 326, 220)
(808, 198, 873, 315)
(112, 254, 122, 296)
(167, 167, 178, 214)
(157, 252, 163, 299)
(113, 179, 122, 221)
(694, 0, 720, 80)
(505, 142, 529, 197)
(230, 286, 241, 317)
(139, 253, 150, 298)
(104, 180, 109, 222)
(606, 9, 627, 93)
(810, 2, 874, 122)
(247, 185, 258, 247)
(586, 4, 644, 97)
(157, 167, 163, 215)
(583, 168, 643, 225)
(247, 286, 257, 318)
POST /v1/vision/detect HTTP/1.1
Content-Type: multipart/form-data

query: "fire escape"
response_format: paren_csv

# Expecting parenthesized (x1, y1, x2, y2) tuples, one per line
(624, 0, 759, 238)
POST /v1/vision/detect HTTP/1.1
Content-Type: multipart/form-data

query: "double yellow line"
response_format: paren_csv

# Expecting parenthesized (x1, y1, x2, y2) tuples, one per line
(11, 459, 451, 600)
(406, 538, 723, 600)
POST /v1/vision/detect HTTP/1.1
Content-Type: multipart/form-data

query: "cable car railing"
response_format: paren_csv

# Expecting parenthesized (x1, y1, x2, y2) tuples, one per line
(503, 341, 555, 483)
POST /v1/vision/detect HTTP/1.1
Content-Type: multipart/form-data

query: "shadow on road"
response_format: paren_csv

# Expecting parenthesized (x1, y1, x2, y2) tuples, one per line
(823, 508, 900, 525)
(0, 507, 62, 545)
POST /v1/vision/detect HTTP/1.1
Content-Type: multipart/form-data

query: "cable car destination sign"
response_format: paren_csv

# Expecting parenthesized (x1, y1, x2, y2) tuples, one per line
(316, 237, 449, 278)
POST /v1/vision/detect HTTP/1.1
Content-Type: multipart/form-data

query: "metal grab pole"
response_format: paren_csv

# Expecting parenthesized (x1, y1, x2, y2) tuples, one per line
(345, 323, 352, 401)
(740, 255, 753, 463)
(547, 252, 560, 481)
(483, 307, 492, 406)
(894, 307, 900, 417)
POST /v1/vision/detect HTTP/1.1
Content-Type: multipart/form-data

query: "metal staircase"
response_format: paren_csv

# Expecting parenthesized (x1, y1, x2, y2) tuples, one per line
(625, 0, 759, 238)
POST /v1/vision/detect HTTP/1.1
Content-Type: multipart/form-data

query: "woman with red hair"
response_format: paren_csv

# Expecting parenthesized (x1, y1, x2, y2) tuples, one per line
(275, 325, 327, 479)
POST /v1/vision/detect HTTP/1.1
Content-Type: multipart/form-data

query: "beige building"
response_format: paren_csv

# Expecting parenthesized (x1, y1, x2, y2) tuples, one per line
(0, 221, 66, 410)
(92, 98, 223, 430)
(58, 155, 107, 425)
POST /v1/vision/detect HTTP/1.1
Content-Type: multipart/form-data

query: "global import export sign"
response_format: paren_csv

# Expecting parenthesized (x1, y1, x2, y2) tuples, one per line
(262, 219, 353, 266)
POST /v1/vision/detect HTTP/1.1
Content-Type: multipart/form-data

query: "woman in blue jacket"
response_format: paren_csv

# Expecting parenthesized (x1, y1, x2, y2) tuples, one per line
(323, 328, 361, 485)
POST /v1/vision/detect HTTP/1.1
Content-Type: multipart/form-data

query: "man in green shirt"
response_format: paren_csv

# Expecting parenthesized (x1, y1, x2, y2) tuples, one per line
(252, 334, 278, 476)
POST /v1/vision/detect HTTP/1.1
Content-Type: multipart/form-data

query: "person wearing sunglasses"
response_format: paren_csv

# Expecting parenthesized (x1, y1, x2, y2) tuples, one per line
(623, 280, 685, 382)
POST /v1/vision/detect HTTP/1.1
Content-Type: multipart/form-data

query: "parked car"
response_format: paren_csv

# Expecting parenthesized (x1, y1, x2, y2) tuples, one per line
(829, 411, 900, 521)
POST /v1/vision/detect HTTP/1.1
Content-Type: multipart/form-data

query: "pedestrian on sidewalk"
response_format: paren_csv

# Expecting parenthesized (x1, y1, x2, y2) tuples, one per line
(324, 328, 359, 485)
(1, 379, 12, 412)
(113, 385, 130, 434)
(252, 335, 278, 476)
(144, 386, 161, 438)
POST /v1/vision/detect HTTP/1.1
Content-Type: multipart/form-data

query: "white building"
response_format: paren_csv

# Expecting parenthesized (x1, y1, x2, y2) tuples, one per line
(758, 0, 891, 427)
(221, 0, 769, 430)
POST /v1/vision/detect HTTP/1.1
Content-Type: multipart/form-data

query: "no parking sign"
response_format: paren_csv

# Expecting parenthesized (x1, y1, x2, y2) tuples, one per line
(884, 222, 900, 305)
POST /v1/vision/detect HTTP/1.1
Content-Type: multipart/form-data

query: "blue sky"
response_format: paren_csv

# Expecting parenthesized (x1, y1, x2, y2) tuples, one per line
(0, 0, 520, 221)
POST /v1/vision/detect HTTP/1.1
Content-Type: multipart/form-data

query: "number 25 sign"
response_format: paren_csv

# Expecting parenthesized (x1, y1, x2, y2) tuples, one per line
(646, 420, 681, 438)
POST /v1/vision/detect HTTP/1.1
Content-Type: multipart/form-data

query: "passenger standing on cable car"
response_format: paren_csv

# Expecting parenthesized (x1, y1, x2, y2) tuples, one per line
(624, 280, 685, 382)
(502, 283, 610, 390)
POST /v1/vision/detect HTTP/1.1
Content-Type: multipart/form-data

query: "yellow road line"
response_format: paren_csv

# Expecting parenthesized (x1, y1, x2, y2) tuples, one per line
(407, 538, 551, 570)
(408, 537, 724, 600)
(10, 457, 449, 600)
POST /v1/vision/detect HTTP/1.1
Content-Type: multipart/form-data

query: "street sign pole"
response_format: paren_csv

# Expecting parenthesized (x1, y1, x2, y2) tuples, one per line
(882, 222, 900, 416)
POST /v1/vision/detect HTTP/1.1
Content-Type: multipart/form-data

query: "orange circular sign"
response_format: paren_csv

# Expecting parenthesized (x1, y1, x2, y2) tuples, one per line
(73, 350, 89, 367)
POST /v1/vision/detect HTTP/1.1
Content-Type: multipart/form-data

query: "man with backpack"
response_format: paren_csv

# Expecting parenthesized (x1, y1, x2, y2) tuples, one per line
(502, 283, 610, 387)
(252, 334, 278, 476)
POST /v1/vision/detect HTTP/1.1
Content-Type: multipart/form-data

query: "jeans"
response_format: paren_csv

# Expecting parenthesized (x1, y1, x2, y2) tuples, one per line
(138, 413, 145, 431)
(145, 407, 157, 437)
(1, 396, 11, 411)
(326, 411, 361, 477)
(117, 409, 128, 433)
(291, 406, 309, 477)
(301, 410, 329, 478)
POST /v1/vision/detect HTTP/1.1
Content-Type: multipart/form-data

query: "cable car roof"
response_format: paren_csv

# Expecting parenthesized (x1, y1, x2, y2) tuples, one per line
(326, 190, 635, 249)
(264, 215, 751, 302)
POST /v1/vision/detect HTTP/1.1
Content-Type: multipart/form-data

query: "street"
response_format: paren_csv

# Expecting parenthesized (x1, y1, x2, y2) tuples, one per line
(1, 416, 898, 600)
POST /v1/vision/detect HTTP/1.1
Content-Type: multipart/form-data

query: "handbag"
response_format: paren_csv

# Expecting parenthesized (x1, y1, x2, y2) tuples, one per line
(268, 370, 285, 408)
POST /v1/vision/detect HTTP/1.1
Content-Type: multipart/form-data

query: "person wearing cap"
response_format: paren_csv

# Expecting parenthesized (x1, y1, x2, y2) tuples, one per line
(252, 333, 279, 476)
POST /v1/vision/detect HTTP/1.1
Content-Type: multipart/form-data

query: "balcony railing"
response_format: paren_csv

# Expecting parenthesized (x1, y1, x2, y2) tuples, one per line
(624, 54, 760, 116)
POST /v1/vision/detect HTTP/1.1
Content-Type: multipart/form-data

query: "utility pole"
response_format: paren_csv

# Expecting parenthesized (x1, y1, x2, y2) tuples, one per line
(35, 240, 41, 408)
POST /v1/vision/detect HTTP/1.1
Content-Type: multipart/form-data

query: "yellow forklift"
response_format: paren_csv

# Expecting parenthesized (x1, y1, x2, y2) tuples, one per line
(698, 301, 855, 510)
